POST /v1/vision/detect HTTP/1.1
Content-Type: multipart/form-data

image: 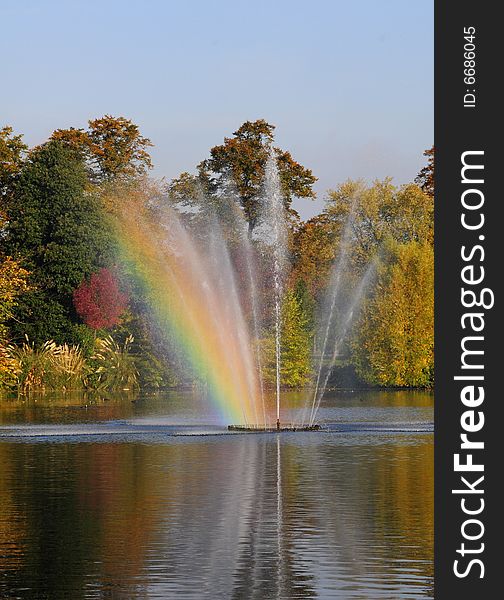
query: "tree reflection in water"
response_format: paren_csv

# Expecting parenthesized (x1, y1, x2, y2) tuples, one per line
(0, 428, 433, 599)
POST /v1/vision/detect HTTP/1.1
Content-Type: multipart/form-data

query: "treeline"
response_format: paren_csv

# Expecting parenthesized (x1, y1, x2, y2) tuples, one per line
(293, 178, 434, 388)
(0, 118, 433, 391)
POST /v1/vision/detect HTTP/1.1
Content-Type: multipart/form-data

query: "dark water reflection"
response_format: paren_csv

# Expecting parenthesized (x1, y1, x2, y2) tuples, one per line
(0, 391, 433, 599)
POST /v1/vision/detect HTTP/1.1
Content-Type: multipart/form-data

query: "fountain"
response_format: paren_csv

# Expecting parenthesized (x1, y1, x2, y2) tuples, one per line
(241, 148, 289, 430)
(227, 149, 319, 432)
(112, 147, 374, 432)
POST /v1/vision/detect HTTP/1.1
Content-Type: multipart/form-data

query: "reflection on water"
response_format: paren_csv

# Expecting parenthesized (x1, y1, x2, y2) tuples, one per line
(0, 391, 433, 599)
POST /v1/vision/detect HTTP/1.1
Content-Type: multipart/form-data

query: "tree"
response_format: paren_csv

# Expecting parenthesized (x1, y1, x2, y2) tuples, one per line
(415, 146, 434, 197)
(388, 183, 434, 245)
(263, 288, 312, 387)
(4, 140, 113, 344)
(324, 179, 433, 267)
(293, 279, 315, 337)
(279, 289, 312, 387)
(291, 214, 338, 296)
(170, 119, 317, 232)
(0, 126, 28, 194)
(351, 240, 434, 387)
(1, 127, 27, 253)
(73, 268, 128, 330)
(51, 115, 153, 182)
(0, 255, 30, 341)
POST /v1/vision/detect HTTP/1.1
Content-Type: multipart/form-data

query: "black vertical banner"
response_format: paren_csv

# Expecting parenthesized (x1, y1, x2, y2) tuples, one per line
(435, 2, 499, 598)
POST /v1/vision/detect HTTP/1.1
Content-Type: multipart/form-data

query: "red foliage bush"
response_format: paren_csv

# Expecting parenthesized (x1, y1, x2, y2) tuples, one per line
(73, 268, 128, 330)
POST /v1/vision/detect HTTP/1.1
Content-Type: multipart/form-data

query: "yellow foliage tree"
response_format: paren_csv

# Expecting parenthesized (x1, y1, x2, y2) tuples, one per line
(0, 255, 30, 387)
(0, 255, 30, 336)
(351, 241, 434, 387)
(325, 179, 433, 266)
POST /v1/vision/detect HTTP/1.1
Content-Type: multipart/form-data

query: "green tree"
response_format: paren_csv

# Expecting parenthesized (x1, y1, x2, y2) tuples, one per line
(51, 115, 153, 182)
(351, 240, 434, 387)
(293, 279, 315, 337)
(4, 141, 113, 344)
(263, 289, 312, 387)
(170, 119, 317, 232)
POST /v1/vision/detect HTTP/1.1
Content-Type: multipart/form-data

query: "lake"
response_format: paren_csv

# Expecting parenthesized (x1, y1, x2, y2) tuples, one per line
(0, 390, 433, 599)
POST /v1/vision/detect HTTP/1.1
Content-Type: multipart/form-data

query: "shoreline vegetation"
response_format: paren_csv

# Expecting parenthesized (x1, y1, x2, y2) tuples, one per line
(1, 118, 434, 394)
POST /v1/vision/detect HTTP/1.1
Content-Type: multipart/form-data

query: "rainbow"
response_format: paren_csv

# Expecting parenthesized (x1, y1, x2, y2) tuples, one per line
(112, 198, 263, 426)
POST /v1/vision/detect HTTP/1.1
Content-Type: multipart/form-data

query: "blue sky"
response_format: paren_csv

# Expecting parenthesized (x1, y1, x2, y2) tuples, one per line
(2, 0, 433, 219)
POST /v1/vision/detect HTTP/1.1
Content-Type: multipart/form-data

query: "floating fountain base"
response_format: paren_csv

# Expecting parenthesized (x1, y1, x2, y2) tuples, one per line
(228, 423, 321, 433)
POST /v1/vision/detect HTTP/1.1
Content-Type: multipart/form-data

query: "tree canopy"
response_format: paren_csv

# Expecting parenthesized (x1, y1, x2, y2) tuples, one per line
(51, 115, 153, 182)
(291, 214, 337, 296)
(263, 288, 312, 387)
(0, 255, 30, 341)
(323, 179, 433, 266)
(169, 119, 317, 231)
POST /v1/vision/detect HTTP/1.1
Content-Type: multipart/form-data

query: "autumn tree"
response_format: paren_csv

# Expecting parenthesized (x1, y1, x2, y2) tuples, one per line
(51, 115, 153, 182)
(351, 240, 434, 387)
(291, 214, 338, 296)
(415, 146, 434, 197)
(4, 141, 113, 344)
(289, 175, 434, 389)
(0, 254, 30, 387)
(0, 126, 27, 204)
(324, 179, 433, 267)
(169, 119, 317, 232)
(0, 255, 30, 341)
(73, 268, 128, 330)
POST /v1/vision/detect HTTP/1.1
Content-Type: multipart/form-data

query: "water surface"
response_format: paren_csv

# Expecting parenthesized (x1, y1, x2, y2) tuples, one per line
(0, 390, 433, 599)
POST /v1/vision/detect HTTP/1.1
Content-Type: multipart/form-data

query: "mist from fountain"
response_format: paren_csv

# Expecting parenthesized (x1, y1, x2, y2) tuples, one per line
(292, 195, 380, 428)
(254, 149, 289, 427)
(301, 212, 356, 426)
(114, 192, 264, 425)
(307, 260, 376, 426)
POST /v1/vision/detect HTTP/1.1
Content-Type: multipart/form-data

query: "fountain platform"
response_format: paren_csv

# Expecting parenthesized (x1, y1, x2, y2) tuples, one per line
(228, 423, 321, 433)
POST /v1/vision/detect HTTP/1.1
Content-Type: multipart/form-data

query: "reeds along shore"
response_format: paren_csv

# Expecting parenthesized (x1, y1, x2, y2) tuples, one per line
(1, 336, 138, 392)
